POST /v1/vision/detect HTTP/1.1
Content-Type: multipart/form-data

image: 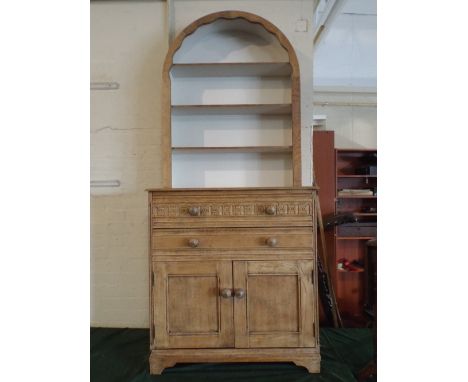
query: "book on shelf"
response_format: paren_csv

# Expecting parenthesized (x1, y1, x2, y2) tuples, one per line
(338, 188, 374, 196)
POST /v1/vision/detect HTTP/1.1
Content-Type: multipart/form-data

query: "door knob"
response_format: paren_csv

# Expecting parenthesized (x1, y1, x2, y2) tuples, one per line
(265, 206, 276, 215)
(266, 237, 278, 247)
(219, 288, 233, 298)
(234, 288, 246, 299)
(188, 238, 200, 248)
(188, 206, 200, 216)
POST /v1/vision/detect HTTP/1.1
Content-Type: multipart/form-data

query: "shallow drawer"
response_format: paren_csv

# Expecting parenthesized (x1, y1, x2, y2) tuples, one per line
(152, 228, 313, 252)
(150, 189, 315, 228)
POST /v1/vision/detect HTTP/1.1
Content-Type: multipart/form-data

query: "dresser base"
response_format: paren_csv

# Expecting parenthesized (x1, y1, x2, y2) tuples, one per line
(149, 348, 321, 374)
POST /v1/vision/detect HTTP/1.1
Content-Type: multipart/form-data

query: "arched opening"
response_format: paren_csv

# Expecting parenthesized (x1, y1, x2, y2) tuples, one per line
(162, 11, 301, 188)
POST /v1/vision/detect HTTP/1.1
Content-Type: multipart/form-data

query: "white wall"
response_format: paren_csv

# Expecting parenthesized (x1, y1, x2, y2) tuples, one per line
(91, 0, 317, 328)
(172, 0, 316, 186)
(313, 0, 376, 148)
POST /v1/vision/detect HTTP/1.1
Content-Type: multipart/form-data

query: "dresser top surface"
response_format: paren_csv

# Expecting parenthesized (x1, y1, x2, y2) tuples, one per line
(147, 187, 318, 193)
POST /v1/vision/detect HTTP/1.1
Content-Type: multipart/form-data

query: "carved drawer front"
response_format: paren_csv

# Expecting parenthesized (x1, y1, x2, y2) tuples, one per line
(152, 228, 313, 253)
(151, 192, 315, 228)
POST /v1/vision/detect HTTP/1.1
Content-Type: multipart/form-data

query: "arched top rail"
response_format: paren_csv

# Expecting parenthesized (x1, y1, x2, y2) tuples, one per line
(163, 10, 300, 77)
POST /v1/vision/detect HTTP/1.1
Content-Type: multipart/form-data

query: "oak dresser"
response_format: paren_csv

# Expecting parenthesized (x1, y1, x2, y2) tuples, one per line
(149, 10, 320, 374)
(148, 188, 320, 374)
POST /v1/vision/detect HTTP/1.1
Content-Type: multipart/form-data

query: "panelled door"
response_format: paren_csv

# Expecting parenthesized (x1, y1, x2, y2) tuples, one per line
(153, 260, 315, 349)
(233, 260, 316, 348)
(152, 261, 234, 348)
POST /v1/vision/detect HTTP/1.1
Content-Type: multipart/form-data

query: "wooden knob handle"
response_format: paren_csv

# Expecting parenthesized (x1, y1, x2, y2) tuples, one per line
(234, 288, 246, 299)
(266, 237, 278, 247)
(220, 288, 233, 298)
(265, 206, 276, 215)
(188, 206, 200, 216)
(188, 238, 200, 248)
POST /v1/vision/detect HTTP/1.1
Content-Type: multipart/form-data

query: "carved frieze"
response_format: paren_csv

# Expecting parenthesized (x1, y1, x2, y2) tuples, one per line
(152, 202, 312, 218)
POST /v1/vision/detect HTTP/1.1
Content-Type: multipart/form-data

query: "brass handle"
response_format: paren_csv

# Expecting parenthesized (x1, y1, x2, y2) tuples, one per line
(220, 288, 233, 298)
(266, 237, 278, 247)
(188, 238, 199, 248)
(188, 206, 200, 216)
(234, 288, 246, 299)
(265, 206, 276, 215)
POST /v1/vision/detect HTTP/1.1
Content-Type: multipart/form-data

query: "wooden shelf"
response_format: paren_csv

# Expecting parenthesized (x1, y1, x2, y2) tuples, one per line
(335, 212, 377, 217)
(171, 62, 292, 77)
(336, 195, 377, 199)
(337, 268, 365, 273)
(172, 146, 292, 153)
(171, 104, 292, 116)
(337, 175, 377, 178)
(336, 236, 376, 240)
(336, 148, 377, 153)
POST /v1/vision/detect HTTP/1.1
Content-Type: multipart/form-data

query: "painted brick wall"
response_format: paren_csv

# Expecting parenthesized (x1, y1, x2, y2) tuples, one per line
(91, 1, 167, 328)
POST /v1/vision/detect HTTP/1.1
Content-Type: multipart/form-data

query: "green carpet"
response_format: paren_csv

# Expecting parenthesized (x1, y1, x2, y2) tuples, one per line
(91, 328, 375, 382)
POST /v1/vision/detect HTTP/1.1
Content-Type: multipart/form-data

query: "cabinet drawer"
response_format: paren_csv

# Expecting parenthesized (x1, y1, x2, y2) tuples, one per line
(150, 190, 315, 228)
(152, 228, 313, 252)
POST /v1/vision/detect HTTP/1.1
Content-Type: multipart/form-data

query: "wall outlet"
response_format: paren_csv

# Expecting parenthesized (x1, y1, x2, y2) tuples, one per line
(295, 19, 308, 32)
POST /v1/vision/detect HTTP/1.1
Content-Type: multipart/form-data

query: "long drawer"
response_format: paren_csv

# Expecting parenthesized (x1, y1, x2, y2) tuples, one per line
(150, 189, 315, 228)
(152, 228, 313, 253)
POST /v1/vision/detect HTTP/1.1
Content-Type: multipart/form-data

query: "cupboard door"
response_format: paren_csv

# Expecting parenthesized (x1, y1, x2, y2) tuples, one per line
(153, 261, 234, 348)
(233, 260, 316, 348)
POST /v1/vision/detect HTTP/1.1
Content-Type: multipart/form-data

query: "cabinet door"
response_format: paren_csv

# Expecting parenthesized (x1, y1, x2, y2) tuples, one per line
(233, 260, 316, 348)
(153, 261, 234, 348)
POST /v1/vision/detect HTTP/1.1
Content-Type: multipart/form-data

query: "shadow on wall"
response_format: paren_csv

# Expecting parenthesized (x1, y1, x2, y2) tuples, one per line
(173, 18, 288, 63)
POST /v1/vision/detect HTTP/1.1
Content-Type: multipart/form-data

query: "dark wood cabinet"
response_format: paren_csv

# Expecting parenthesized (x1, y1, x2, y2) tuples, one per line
(313, 131, 377, 326)
(335, 149, 377, 324)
